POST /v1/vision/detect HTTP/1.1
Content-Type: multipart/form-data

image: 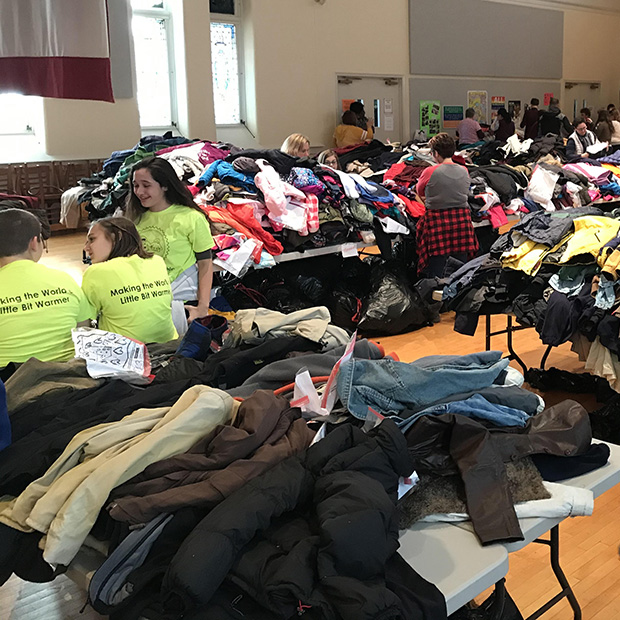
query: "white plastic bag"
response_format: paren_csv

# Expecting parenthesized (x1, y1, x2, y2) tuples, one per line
(525, 165, 559, 211)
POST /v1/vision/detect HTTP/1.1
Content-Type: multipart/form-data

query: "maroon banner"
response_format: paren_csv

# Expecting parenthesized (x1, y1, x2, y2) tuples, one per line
(0, 56, 114, 102)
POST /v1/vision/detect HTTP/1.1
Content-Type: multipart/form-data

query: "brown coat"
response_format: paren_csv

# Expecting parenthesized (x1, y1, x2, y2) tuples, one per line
(405, 399, 592, 545)
(108, 390, 315, 525)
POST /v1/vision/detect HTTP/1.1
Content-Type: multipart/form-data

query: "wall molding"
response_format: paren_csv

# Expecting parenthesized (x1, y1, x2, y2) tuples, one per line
(487, 0, 620, 16)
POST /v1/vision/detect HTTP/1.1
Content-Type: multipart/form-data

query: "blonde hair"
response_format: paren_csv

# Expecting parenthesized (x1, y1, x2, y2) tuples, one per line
(281, 133, 310, 157)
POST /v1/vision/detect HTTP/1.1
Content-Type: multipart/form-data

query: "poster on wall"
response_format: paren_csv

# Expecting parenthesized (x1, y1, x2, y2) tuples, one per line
(467, 90, 488, 124)
(341, 99, 356, 113)
(544, 92, 554, 106)
(443, 105, 464, 129)
(508, 100, 522, 120)
(491, 96, 506, 118)
(420, 100, 441, 136)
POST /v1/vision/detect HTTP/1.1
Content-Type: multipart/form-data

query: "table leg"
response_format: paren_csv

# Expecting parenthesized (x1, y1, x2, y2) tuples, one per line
(525, 525, 582, 620)
(540, 344, 553, 370)
(505, 316, 528, 374)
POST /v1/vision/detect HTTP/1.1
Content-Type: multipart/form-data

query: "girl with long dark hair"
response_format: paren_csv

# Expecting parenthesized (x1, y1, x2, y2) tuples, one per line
(126, 157, 214, 335)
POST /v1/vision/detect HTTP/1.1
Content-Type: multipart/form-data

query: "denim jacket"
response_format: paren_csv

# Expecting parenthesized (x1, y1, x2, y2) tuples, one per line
(337, 351, 509, 419)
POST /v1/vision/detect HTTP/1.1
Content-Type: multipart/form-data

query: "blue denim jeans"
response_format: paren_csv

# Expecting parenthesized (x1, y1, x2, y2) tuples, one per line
(395, 393, 530, 434)
(337, 351, 509, 419)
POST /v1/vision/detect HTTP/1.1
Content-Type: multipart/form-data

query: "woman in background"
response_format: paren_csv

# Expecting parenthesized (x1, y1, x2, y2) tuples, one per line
(334, 110, 374, 148)
(317, 149, 340, 169)
(281, 133, 311, 158)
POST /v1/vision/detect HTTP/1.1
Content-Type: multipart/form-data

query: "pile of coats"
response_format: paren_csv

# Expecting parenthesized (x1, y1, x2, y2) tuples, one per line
(443, 208, 620, 392)
(0, 320, 609, 620)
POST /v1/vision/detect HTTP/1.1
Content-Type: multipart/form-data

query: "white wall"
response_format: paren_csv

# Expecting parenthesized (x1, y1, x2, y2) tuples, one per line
(562, 8, 620, 109)
(242, 0, 410, 150)
(173, 0, 217, 140)
(42, 98, 141, 159)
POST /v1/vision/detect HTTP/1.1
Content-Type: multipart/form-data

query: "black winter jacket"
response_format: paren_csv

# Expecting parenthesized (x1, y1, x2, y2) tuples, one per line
(161, 421, 447, 620)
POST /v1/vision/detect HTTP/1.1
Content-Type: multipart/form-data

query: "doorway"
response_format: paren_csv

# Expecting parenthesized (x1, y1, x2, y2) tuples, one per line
(337, 75, 403, 143)
(564, 82, 602, 121)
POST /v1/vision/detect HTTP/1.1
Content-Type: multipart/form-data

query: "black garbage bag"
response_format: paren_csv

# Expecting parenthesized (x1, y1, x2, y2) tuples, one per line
(329, 287, 362, 331)
(358, 260, 435, 336)
(449, 580, 523, 619)
(291, 274, 326, 305)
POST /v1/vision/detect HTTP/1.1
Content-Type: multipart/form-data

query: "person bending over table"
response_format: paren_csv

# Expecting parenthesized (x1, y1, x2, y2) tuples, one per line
(82, 217, 177, 344)
(0, 209, 93, 368)
(126, 157, 214, 336)
(415, 133, 478, 278)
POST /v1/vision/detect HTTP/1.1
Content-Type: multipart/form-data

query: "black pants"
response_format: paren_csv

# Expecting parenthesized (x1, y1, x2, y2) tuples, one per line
(425, 253, 467, 278)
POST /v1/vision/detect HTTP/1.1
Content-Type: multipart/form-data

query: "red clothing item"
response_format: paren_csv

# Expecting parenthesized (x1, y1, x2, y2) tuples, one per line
(333, 143, 366, 155)
(416, 207, 478, 275)
(201, 204, 283, 258)
(384, 162, 430, 187)
(395, 194, 425, 218)
(415, 165, 439, 198)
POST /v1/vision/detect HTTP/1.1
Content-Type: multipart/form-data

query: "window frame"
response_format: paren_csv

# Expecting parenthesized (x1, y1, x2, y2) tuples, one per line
(131, 1, 179, 131)
(210, 1, 245, 128)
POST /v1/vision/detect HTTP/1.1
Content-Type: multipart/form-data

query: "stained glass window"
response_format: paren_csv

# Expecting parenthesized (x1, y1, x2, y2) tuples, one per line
(211, 22, 241, 125)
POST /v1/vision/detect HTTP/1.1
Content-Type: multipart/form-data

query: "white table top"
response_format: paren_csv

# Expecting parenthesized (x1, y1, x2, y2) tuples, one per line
(399, 521, 509, 615)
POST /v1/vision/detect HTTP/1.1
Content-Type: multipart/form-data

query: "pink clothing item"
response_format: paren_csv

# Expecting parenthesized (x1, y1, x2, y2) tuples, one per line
(304, 193, 320, 234)
(255, 159, 305, 216)
(156, 141, 203, 156)
(214, 234, 242, 251)
(197, 143, 229, 166)
(457, 118, 482, 144)
(486, 205, 508, 228)
(563, 163, 611, 186)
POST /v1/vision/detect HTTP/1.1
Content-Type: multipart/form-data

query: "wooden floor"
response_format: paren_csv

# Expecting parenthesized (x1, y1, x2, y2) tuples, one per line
(2, 232, 619, 619)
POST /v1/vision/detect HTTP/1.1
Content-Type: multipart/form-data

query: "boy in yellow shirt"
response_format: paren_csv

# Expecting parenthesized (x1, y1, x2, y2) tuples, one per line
(0, 209, 93, 367)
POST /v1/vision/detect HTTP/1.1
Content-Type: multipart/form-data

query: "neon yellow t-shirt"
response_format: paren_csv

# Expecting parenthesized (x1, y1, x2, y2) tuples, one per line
(0, 260, 94, 366)
(82, 254, 177, 344)
(136, 205, 214, 282)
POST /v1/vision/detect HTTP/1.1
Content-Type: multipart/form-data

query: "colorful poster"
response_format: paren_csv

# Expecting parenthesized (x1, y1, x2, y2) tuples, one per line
(544, 92, 554, 106)
(443, 105, 464, 129)
(467, 91, 488, 124)
(420, 100, 441, 136)
(341, 99, 356, 113)
(508, 100, 522, 119)
(491, 96, 506, 118)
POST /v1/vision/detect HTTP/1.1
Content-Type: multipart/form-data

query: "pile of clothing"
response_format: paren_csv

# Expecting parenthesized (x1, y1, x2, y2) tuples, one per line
(443, 208, 620, 391)
(0, 331, 607, 620)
